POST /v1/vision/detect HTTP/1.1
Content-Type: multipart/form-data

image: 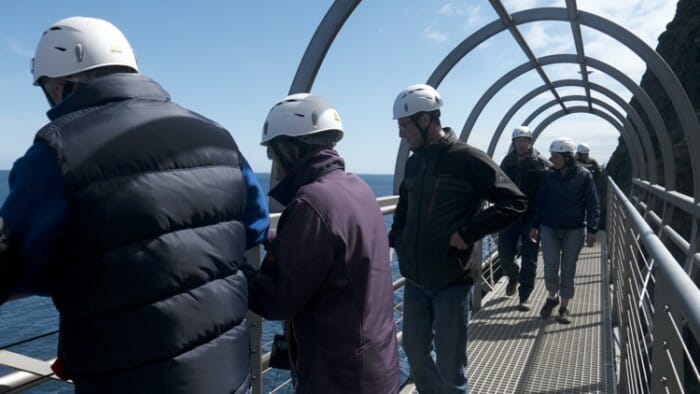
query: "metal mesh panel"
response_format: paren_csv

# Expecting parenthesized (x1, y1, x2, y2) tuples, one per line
(401, 236, 616, 394)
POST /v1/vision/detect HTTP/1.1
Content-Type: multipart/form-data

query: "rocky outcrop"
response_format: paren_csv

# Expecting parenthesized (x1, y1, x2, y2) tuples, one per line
(607, 0, 700, 198)
(606, 0, 699, 239)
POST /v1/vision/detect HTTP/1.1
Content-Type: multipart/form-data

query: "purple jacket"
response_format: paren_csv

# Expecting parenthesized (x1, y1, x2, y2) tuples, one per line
(248, 149, 399, 393)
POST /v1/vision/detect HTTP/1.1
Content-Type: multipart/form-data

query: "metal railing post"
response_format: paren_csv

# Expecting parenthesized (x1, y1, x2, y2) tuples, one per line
(246, 246, 264, 394)
(650, 271, 685, 393)
(472, 239, 484, 312)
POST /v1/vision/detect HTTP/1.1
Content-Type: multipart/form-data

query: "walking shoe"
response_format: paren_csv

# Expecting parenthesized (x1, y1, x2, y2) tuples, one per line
(505, 279, 518, 296)
(539, 297, 560, 318)
(558, 307, 572, 324)
(516, 299, 531, 311)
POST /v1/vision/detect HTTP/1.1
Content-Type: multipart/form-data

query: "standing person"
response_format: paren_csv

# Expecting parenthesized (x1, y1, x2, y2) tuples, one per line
(498, 126, 550, 311)
(530, 138, 599, 325)
(576, 143, 606, 228)
(247, 93, 400, 393)
(575, 143, 602, 178)
(389, 84, 527, 393)
(0, 17, 269, 393)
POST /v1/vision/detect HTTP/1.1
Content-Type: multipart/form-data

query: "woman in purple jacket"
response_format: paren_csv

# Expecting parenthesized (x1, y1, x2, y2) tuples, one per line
(247, 93, 400, 393)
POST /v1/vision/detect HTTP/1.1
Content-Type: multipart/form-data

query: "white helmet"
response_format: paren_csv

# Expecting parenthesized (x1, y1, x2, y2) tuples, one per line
(392, 84, 443, 119)
(576, 143, 591, 154)
(550, 137, 576, 153)
(31, 17, 138, 85)
(261, 93, 344, 146)
(512, 126, 532, 140)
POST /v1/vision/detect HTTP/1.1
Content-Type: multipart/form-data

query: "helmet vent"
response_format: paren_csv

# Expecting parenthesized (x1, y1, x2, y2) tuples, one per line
(293, 113, 305, 118)
(49, 26, 62, 31)
(75, 44, 84, 62)
(54, 46, 67, 52)
(311, 112, 319, 125)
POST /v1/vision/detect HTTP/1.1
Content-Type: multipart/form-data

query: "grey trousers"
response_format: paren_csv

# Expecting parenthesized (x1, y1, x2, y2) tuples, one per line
(539, 225, 585, 299)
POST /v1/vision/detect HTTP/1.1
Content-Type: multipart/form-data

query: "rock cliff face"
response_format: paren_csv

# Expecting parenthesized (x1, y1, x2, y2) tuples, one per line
(607, 0, 700, 198)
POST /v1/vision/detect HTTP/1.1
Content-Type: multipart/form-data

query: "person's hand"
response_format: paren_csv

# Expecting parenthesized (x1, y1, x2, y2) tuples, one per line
(450, 232, 468, 250)
(586, 233, 596, 247)
(529, 228, 539, 243)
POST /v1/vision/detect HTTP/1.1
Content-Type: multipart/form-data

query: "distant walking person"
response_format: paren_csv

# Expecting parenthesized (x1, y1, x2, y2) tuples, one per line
(530, 138, 599, 324)
(576, 143, 606, 228)
(498, 126, 550, 311)
(0, 17, 269, 393)
(247, 93, 400, 393)
(389, 84, 527, 393)
(575, 143, 602, 179)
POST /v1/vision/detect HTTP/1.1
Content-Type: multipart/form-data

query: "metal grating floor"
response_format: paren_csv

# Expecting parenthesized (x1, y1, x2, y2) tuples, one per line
(401, 232, 616, 394)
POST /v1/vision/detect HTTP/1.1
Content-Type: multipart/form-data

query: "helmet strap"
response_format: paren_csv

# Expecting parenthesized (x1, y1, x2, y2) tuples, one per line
(411, 113, 432, 145)
(269, 141, 296, 174)
(40, 78, 76, 107)
(40, 85, 57, 107)
(61, 80, 75, 101)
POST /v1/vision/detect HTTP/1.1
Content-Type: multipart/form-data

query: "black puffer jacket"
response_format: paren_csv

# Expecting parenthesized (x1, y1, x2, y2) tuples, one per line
(390, 129, 527, 288)
(37, 73, 251, 394)
(500, 148, 550, 222)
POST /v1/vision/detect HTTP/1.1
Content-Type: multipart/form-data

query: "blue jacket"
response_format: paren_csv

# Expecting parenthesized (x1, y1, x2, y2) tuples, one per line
(0, 73, 269, 394)
(532, 165, 600, 233)
(1, 143, 268, 296)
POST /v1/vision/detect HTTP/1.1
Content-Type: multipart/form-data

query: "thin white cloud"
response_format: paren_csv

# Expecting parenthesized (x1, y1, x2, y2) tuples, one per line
(1, 35, 34, 58)
(463, 6, 484, 28)
(523, 23, 572, 54)
(577, 0, 676, 48)
(424, 26, 449, 43)
(438, 2, 479, 16)
(503, 0, 557, 12)
(437, 3, 484, 29)
(438, 3, 454, 16)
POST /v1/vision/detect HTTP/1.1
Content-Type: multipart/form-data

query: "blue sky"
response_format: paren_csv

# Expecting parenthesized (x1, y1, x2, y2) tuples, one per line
(0, 1, 677, 174)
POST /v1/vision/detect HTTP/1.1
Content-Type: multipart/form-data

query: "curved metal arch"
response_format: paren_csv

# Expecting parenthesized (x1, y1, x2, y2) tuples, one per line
(414, 7, 699, 196)
(449, 54, 647, 180)
(287, 4, 696, 194)
(289, 0, 360, 94)
(459, 54, 672, 187)
(489, 78, 674, 188)
(526, 95, 645, 178)
(533, 106, 639, 179)
(524, 95, 650, 180)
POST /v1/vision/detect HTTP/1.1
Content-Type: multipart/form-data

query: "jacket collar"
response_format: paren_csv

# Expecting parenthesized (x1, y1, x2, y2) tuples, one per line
(416, 127, 457, 154)
(269, 148, 345, 206)
(47, 73, 170, 121)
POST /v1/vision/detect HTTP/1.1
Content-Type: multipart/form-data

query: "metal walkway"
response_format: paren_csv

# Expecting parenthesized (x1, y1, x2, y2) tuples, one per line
(402, 233, 616, 394)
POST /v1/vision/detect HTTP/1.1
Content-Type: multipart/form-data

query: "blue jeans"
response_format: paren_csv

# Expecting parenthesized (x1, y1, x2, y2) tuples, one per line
(498, 222, 540, 301)
(402, 281, 473, 394)
(539, 226, 585, 299)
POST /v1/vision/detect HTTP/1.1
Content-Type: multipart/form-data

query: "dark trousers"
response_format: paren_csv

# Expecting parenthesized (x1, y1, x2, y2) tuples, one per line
(498, 222, 539, 302)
